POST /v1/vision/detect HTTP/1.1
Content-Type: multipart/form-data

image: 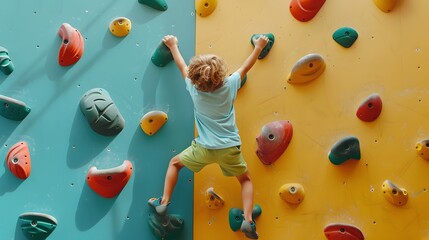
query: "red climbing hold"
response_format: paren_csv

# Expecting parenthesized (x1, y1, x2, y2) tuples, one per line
(58, 23, 84, 66)
(289, 0, 326, 22)
(6, 142, 31, 179)
(86, 160, 133, 198)
(356, 93, 382, 122)
(324, 224, 365, 240)
(256, 120, 293, 165)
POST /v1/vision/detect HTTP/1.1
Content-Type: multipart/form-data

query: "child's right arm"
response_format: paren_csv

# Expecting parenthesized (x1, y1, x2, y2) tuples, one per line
(163, 35, 188, 80)
(236, 35, 269, 82)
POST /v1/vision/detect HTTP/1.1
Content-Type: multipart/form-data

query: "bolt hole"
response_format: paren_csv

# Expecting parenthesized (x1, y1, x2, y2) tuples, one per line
(12, 158, 18, 164)
(268, 134, 275, 140)
(63, 39, 69, 44)
(107, 176, 112, 180)
(309, 63, 313, 68)
(340, 227, 345, 233)
(204, 2, 209, 7)
(392, 189, 397, 195)
(4, 103, 9, 108)
(345, 31, 350, 35)
(367, 102, 373, 108)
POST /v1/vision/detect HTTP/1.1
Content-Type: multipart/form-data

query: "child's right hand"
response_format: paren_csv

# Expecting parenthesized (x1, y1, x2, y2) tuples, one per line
(163, 35, 178, 49)
(252, 35, 269, 50)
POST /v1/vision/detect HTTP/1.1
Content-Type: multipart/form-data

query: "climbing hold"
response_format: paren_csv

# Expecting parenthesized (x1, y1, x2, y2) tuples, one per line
(0, 46, 15, 75)
(251, 33, 275, 59)
(195, 0, 217, 17)
(228, 205, 262, 232)
(140, 110, 168, 136)
(80, 88, 125, 136)
(138, 0, 168, 11)
(289, 0, 326, 22)
(332, 27, 359, 48)
(328, 136, 361, 165)
(373, 0, 397, 13)
(58, 23, 84, 66)
(279, 183, 305, 204)
(148, 214, 184, 239)
(151, 42, 173, 67)
(205, 187, 225, 209)
(86, 160, 133, 198)
(287, 53, 326, 84)
(0, 95, 31, 121)
(19, 212, 58, 240)
(256, 120, 293, 165)
(109, 17, 132, 37)
(356, 93, 382, 122)
(416, 139, 429, 160)
(6, 142, 31, 180)
(324, 223, 364, 240)
(382, 180, 408, 206)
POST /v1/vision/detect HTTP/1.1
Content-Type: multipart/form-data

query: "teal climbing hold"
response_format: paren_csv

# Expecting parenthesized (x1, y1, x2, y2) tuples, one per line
(328, 136, 361, 165)
(151, 42, 173, 67)
(148, 214, 184, 239)
(0, 95, 31, 121)
(79, 88, 125, 136)
(138, 0, 168, 11)
(0, 46, 15, 75)
(332, 27, 358, 48)
(251, 33, 275, 59)
(19, 212, 58, 240)
(228, 204, 262, 232)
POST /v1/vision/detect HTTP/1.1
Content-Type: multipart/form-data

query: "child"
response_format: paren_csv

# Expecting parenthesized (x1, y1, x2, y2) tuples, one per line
(149, 34, 269, 239)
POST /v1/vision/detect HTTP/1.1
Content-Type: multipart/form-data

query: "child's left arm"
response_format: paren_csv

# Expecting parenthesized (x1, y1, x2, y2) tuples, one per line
(163, 35, 188, 80)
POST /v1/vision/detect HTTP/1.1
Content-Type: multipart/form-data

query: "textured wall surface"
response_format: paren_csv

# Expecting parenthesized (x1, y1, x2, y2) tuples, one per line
(194, 0, 429, 239)
(0, 0, 194, 239)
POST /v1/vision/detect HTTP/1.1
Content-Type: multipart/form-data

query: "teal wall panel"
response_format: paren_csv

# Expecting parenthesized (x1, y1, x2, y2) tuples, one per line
(0, 0, 195, 239)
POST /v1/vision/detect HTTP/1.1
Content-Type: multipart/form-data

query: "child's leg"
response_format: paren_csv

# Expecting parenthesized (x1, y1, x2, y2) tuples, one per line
(161, 154, 185, 204)
(236, 171, 254, 222)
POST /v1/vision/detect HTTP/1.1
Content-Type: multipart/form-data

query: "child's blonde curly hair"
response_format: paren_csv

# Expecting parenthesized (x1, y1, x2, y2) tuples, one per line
(187, 54, 227, 92)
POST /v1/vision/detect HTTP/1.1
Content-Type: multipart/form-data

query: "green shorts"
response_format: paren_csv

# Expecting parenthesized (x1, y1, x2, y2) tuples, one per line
(179, 140, 247, 177)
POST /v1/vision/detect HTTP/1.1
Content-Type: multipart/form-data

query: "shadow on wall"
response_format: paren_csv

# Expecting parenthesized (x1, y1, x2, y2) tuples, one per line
(75, 182, 117, 231)
(0, 170, 24, 196)
(66, 105, 114, 169)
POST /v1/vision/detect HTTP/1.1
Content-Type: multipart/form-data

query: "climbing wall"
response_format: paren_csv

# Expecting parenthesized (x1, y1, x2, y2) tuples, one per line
(0, 0, 194, 239)
(194, 0, 429, 239)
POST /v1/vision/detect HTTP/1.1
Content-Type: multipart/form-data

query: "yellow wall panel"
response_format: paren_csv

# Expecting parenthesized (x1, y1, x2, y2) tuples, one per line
(195, 0, 429, 239)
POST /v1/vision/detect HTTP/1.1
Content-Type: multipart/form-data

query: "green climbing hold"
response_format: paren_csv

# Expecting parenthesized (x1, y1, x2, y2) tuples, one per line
(328, 136, 361, 165)
(251, 33, 275, 59)
(0, 95, 31, 121)
(0, 46, 15, 75)
(138, 0, 168, 11)
(332, 27, 358, 48)
(19, 212, 57, 240)
(228, 204, 262, 232)
(151, 42, 173, 67)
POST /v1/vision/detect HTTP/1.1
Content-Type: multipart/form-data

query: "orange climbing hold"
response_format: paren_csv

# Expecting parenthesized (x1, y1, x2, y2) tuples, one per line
(58, 23, 84, 66)
(289, 0, 326, 22)
(324, 224, 365, 240)
(256, 120, 293, 165)
(86, 160, 133, 198)
(279, 183, 305, 204)
(6, 142, 31, 180)
(109, 17, 132, 37)
(140, 111, 168, 136)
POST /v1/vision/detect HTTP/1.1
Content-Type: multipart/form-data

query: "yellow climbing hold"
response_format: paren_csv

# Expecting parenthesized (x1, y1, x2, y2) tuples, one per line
(205, 187, 225, 209)
(382, 180, 408, 206)
(109, 17, 132, 37)
(195, 0, 217, 17)
(287, 53, 326, 84)
(373, 0, 397, 13)
(416, 139, 429, 160)
(140, 111, 168, 136)
(279, 183, 305, 204)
